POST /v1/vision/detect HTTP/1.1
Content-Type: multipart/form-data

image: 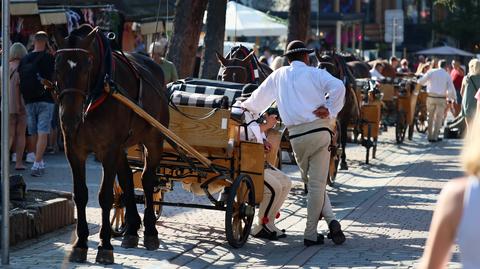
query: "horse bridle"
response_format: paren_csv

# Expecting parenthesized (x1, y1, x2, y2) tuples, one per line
(220, 65, 248, 83)
(54, 48, 94, 100)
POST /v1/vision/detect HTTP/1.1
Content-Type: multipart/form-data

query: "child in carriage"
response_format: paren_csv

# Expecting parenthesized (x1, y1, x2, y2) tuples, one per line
(232, 86, 292, 240)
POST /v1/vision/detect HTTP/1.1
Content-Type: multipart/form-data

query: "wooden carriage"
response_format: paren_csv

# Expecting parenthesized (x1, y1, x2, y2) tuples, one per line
(353, 79, 382, 164)
(377, 77, 419, 143)
(110, 79, 269, 248)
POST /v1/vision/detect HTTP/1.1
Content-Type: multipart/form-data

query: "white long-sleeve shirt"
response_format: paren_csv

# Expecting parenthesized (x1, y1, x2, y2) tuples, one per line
(417, 68, 456, 101)
(242, 61, 345, 127)
(369, 68, 385, 80)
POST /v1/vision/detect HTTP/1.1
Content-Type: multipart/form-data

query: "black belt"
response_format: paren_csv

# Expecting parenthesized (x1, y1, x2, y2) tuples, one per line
(427, 95, 446, 99)
(289, 127, 334, 140)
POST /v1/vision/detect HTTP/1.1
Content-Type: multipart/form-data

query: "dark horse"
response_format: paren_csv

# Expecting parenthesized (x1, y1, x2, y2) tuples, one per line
(316, 50, 360, 170)
(216, 45, 273, 84)
(53, 25, 168, 264)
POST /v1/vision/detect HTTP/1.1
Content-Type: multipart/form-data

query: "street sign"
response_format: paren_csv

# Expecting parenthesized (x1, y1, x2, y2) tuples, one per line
(384, 9, 404, 44)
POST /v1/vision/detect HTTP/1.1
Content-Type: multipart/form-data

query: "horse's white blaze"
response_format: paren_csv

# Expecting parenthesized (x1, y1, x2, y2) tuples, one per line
(67, 60, 77, 69)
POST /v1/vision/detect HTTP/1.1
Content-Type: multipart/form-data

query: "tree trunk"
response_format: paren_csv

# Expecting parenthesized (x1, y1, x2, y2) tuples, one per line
(166, 0, 208, 78)
(287, 0, 311, 46)
(201, 0, 227, 80)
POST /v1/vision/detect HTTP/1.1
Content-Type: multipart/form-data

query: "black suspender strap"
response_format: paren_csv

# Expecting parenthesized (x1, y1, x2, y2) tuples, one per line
(288, 127, 334, 140)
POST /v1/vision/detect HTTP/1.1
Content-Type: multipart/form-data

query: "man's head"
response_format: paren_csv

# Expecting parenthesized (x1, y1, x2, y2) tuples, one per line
(400, 58, 408, 68)
(33, 31, 48, 52)
(389, 56, 399, 68)
(283, 40, 313, 65)
(439, 59, 447, 70)
(374, 62, 384, 73)
(149, 38, 168, 62)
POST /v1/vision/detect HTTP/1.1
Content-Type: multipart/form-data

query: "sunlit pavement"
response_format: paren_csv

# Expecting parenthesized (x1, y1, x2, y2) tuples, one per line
(7, 128, 463, 268)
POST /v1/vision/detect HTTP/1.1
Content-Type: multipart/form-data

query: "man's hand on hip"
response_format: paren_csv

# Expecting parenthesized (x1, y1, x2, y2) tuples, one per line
(313, 106, 330, 119)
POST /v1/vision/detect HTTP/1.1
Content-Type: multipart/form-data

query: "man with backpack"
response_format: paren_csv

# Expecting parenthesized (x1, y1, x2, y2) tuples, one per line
(19, 31, 55, 176)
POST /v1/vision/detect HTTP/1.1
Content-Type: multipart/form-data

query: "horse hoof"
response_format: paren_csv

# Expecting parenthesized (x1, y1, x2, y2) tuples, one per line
(68, 247, 88, 263)
(121, 235, 139, 248)
(340, 163, 348, 170)
(144, 235, 160, 250)
(95, 248, 114, 265)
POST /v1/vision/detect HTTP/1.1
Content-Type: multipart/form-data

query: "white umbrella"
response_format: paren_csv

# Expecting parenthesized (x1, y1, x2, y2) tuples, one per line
(224, 1, 287, 37)
(416, 45, 474, 57)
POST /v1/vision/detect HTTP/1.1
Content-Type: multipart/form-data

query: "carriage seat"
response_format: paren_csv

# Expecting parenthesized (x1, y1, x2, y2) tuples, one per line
(170, 91, 229, 109)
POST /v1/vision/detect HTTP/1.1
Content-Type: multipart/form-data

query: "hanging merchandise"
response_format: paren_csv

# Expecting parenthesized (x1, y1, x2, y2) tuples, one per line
(82, 8, 95, 26)
(66, 10, 81, 33)
(96, 6, 124, 49)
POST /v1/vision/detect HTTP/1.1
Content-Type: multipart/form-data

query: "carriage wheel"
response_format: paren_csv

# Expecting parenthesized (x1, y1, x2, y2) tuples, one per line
(225, 174, 256, 248)
(111, 181, 126, 237)
(396, 111, 406, 144)
(415, 112, 428, 134)
(152, 191, 163, 221)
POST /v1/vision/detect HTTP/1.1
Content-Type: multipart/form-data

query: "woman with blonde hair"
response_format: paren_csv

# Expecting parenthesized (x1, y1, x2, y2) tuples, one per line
(419, 113, 480, 268)
(460, 59, 480, 125)
(4, 42, 28, 170)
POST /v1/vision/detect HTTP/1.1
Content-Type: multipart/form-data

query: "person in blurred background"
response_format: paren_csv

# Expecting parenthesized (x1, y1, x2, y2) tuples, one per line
(149, 38, 178, 85)
(397, 59, 410, 73)
(420, 112, 480, 269)
(6, 42, 28, 170)
(461, 59, 480, 127)
(451, 60, 465, 117)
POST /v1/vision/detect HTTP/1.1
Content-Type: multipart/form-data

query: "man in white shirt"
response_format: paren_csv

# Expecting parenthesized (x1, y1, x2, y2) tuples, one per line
(370, 62, 385, 80)
(242, 40, 346, 246)
(417, 60, 457, 142)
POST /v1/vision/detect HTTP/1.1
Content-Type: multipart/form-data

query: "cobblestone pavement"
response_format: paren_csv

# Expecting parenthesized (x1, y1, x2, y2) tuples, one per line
(5, 128, 463, 269)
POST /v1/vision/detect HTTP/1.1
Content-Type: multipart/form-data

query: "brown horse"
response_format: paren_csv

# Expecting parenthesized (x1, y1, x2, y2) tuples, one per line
(53, 25, 169, 264)
(316, 50, 360, 170)
(216, 45, 272, 84)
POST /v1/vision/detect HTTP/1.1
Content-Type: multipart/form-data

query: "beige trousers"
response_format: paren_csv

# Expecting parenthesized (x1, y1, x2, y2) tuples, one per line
(252, 168, 292, 235)
(427, 96, 447, 140)
(288, 119, 336, 241)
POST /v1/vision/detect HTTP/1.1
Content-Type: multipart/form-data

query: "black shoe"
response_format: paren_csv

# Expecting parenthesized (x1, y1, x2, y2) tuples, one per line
(428, 139, 436, 143)
(277, 229, 287, 239)
(436, 138, 443, 142)
(327, 220, 346, 245)
(304, 234, 324, 247)
(252, 228, 278, 240)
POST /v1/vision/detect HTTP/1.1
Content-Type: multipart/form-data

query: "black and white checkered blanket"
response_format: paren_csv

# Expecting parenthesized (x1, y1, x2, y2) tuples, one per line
(168, 79, 245, 107)
(170, 91, 229, 109)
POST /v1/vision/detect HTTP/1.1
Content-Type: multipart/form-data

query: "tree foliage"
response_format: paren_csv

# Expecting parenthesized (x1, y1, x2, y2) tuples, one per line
(434, 0, 480, 52)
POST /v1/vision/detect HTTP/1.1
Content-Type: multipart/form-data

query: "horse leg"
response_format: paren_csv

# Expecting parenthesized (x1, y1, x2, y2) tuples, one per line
(95, 150, 119, 264)
(118, 152, 142, 248)
(66, 151, 89, 263)
(340, 120, 349, 170)
(141, 140, 163, 250)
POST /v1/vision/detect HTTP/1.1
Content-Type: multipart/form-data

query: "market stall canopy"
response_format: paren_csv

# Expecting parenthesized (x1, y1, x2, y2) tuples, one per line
(416, 45, 474, 57)
(11, 0, 39, 15)
(37, 0, 175, 22)
(223, 1, 287, 37)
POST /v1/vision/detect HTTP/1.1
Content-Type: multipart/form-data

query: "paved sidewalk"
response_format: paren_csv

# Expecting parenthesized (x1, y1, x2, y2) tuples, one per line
(6, 130, 463, 268)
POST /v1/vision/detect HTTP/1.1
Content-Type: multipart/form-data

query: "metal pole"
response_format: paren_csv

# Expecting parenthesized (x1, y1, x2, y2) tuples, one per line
(1, 0, 10, 265)
(336, 21, 341, 52)
(392, 17, 396, 58)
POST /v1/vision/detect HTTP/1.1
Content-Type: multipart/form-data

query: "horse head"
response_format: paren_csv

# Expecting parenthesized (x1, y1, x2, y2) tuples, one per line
(216, 51, 254, 84)
(54, 24, 105, 131)
(315, 49, 342, 80)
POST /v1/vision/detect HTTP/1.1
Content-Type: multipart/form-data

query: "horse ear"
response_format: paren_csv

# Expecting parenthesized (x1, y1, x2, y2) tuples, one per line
(216, 51, 228, 66)
(243, 51, 255, 64)
(53, 25, 67, 49)
(81, 26, 99, 49)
